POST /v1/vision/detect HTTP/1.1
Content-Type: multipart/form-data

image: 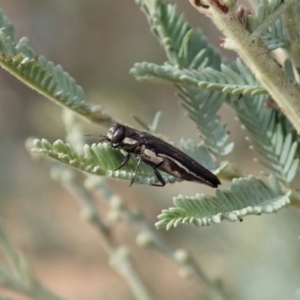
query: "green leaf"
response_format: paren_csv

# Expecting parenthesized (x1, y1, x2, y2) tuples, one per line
(284, 58, 296, 83)
(155, 176, 290, 229)
(248, 0, 283, 31)
(178, 88, 234, 159)
(180, 139, 218, 171)
(234, 95, 299, 182)
(133, 1, 238, 163)
(150, 111, 162, 132)
(261, 18, 288, 50)
(136, 1, 221, 68)
(0, 8, 15, 41)
(130, 62, 266, 95)
(32, 139, 179, 186)
(0, 9, 114, 126)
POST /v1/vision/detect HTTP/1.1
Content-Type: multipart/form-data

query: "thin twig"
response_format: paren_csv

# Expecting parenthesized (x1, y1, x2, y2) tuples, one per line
(56, 172, 152, 300)
(0, 224, 66, 300)
(90, 178, 228, 300)
(59, 109, 153, 300)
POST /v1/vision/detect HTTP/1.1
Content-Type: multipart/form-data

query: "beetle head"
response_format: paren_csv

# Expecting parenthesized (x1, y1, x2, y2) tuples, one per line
(107, 123, 126, 147)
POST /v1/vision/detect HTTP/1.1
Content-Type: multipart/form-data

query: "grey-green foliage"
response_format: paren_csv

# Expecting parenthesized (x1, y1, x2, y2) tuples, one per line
(180, 139, 219, 171)
(131, 0, 298, 228)
(131, 61, 266, 95)
(233, 95, 299, 183)
(132, 1, 236, 162)
(132, 0, 298, 174)
(0, 223, 65, 300)
(32, 137, 224, 186)
(0, 7, 14, 41)
(0, 0, 297, 231)
(247, 0, 289, 50)
(248, 0, 283, 31)
(284, 58, 297, 83)
(136, 1, 221, 69)
(156, 176, 290, 229)
(178, 89, 234, 159)
(0, 9, 113, 126)
(32, 139, 178, 186)
(261, 18, 288, 50)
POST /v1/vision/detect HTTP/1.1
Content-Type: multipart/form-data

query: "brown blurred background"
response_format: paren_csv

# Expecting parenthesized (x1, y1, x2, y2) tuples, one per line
(0, 1, 300, 300)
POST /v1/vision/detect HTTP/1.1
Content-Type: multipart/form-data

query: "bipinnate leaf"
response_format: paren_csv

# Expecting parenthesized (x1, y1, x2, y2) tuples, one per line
(136, 1, 221, 68)
(156, 176, 290, 230)
(248, 0, 283, 32)
(247, 0, 288, 50)
(133, 0, 240, 161)
(31, 139, 178, 186)
(234, 95, 299, 183)
(0, 9, 113, 126)
(131, 62, 266, 96)
(178, 89, 234, 158)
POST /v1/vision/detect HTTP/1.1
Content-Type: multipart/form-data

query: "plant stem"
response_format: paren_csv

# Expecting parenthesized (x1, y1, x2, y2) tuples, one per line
(60, 175, 152, 300)
(59, 110, 152, 300)
(92, 179, 228, 300)
(0, 224, 66, 300)
(110, 247, 152, 300)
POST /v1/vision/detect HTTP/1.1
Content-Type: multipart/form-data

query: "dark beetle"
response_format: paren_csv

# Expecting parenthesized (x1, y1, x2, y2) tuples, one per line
(97, 123, 221, 187)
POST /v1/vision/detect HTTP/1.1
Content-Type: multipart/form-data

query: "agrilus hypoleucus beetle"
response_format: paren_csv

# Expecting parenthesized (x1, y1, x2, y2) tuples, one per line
(88, 123, 221, 188)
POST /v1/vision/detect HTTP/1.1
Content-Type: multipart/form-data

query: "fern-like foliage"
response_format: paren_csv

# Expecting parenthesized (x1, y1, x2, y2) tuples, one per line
(133, 0, 236, 162)
(0, 9, 113, 126)
(283, 58, 297, 84)
(0, 8, 14, 41)
(32, 139, 180, 185)
(156, 176, 290, 230)
(32, 138, 225, 186)
(0, 0, 297, 239)
(131, 60, 266, 95)
(247, 0, 289, 50)
(233, 95, 299, 183)
(248, 0, 283, 31)
(0, 223, 64, 300)
(133, 0, 300, 186)
(180, 139, 225, 172)
(133, 0, 294, 167)
(132, 113, 223, 172)
(136, 1, 221, 69)
(261, 18, 289, 50)
(178, 89, 233, 159)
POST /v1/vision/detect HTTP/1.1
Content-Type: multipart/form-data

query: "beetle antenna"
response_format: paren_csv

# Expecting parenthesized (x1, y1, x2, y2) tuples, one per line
(84, 134, 108, 144)
(84, 134, 105, 138)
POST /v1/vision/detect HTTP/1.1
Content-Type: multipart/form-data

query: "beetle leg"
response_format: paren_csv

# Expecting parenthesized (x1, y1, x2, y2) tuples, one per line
(130, 158, 142, 186)
(115, 153, 131, 171)
(150, 160, 165, 187)
(152, 168, 166, 187)
(129, 155, 165, 187)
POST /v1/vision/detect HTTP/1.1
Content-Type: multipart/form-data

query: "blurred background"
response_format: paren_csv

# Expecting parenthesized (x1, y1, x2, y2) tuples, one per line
(0, 1, 299, 300)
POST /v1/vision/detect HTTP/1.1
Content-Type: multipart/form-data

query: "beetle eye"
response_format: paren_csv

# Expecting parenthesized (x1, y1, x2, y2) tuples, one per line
(111, 126, 126, 144)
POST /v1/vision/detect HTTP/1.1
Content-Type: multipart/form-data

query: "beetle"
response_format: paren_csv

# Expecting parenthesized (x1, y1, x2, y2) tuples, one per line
(89, 123, 221, 188)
